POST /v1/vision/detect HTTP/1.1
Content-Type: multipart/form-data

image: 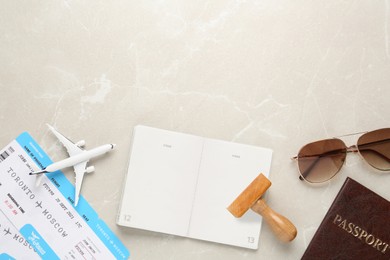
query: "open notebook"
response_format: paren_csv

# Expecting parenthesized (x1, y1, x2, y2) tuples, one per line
(117, 125, 273, 249)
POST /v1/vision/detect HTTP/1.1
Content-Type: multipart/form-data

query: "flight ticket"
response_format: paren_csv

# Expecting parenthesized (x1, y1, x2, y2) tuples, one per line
(0, 132, 130, 259)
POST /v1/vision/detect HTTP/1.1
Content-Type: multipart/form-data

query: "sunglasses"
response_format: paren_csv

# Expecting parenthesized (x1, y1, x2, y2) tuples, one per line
(292, 128, 390, 183)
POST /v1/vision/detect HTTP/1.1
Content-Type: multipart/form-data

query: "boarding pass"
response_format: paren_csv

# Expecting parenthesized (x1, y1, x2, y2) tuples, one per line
(0, 132, 129, 259)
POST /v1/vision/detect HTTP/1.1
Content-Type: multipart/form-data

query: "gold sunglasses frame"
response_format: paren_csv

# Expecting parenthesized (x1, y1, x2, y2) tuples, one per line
(291, 129, 390, 183)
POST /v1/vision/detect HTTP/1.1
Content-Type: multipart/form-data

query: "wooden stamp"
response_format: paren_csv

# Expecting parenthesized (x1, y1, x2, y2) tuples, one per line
(227, 173, 297, 242)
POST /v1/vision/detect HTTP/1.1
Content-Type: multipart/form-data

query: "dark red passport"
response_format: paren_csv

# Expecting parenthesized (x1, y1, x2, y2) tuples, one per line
(302, 177, 390, 260)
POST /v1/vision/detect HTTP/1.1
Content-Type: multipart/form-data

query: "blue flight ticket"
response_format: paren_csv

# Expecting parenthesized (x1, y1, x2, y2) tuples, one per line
(0, 209, 40, 259)
(0, 132, 130, 259)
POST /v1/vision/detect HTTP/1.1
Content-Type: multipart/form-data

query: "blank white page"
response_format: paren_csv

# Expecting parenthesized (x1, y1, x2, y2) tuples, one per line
(117, 125, 204, 236)
(117, 126, 273, 249)
(188, 139, 272, 249)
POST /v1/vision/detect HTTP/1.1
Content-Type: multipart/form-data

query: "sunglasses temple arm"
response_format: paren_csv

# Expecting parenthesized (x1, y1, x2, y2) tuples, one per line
(291, 155, 321, 181)
(291, 156, 304, 181)
(293, 149, 346, 181)
(358, 148, 390, 163)
(300, 157, 322, 181)
(359, 138, 390, 147)
(358, 139, 390, 163)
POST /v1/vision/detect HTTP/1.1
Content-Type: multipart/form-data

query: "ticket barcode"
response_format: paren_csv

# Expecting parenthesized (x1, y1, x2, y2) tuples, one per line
(0, 146, 15, 162)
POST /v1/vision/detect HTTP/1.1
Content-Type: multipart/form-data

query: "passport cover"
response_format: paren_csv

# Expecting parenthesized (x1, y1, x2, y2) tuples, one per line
(302, 177, 390, 260)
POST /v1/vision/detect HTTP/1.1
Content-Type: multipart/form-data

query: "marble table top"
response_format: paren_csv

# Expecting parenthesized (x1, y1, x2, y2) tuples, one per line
(1, 1, 389, 259)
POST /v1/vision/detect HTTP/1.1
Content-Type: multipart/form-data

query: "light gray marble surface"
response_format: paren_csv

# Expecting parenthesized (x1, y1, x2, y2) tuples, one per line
(1, 1, 389, 259)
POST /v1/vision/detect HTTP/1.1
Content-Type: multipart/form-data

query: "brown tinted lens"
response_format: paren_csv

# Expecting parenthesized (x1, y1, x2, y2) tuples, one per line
(357, 128, 390, 171)
(297, 139, 347, 183)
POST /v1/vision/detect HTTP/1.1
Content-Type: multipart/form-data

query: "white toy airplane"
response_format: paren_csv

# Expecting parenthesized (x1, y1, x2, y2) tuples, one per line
(30, 124, 115, 206)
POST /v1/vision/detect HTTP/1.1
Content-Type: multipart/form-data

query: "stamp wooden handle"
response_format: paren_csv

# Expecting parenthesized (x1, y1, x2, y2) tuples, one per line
(227, 173, 271, 218)
(251, 199, 297, 242)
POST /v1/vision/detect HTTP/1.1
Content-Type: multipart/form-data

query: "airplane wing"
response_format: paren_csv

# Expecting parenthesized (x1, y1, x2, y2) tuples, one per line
(47, 124, 83, 156)
(73, 161, 88, 206)
(35, 174, 44, 187)
(47, 124, 88, 206)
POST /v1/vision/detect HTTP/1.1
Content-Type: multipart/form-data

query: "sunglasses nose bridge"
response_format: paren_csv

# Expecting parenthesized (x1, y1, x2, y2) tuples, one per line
(347, 145, 358, 153)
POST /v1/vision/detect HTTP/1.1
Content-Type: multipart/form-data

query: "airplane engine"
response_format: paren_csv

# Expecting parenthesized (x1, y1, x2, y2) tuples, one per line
(86, 166, 95, 173)
(76, 140, 86, 147)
